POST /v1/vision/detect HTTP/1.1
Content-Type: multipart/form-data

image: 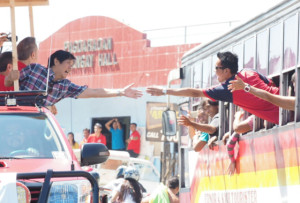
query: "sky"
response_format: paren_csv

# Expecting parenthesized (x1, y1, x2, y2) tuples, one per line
(0, 0, 284, 47)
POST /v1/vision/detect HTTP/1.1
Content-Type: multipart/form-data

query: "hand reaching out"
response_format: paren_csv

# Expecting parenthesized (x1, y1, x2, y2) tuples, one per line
(228, 75, 246, 92)
(146, 87, 165, 96)
(122, 83, 143, 99)
(178, 115, 193, 127)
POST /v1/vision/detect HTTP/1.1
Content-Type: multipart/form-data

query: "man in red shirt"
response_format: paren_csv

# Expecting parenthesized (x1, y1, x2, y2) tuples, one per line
(87, 123, 106, 145)
(127, 123, 140, 158)
(147, 52, 279, 124)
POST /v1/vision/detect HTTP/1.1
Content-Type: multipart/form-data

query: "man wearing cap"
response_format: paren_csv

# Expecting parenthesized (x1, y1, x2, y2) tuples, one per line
(87, 123, 106, 145)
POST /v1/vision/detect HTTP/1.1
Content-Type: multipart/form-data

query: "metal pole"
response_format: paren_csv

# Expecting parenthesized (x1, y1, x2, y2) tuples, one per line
(9, 0, 19, 91)
(29, 6, 35, 37)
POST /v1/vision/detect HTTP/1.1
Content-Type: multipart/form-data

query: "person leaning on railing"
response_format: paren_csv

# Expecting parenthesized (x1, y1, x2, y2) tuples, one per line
(147, 51, 280, 124)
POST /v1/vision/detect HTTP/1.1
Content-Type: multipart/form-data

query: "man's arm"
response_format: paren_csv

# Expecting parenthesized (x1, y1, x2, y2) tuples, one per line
(178, 115, 217, 134)
(228, 76, 295, 111)
(146, 87, 205, 97)
(78, 83, 142, 99)
(233, 111, 252, 134)
(105, 119, 114, 131)
(192, 135, 207, 152)
(116, 119, 122, 129)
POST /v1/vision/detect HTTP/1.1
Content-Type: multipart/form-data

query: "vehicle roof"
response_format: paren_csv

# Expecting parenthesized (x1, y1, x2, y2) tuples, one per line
(0, 91, 47, 112)
(0, 105, 45, 113)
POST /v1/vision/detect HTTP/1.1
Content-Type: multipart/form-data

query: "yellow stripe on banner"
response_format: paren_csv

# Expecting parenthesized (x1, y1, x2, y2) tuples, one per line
(193, 166, 300, 203)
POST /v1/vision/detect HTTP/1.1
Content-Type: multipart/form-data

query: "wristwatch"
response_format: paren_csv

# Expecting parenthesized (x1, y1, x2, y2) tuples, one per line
(162, 89, 167, 95)
(244, 83, 251, 92)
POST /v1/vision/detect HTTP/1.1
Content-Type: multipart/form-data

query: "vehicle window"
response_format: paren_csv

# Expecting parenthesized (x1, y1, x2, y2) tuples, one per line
(132, 163, 160, 182)
(0, 114, 65, 158)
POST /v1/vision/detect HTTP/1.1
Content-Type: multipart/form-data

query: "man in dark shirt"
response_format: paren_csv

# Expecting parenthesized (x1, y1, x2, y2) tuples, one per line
(147, 51, 279, 124)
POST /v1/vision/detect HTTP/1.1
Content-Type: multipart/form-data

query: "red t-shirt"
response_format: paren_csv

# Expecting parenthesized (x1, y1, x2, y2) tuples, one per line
(0, 61, 27, 91)
(203, 69, 279, 124)
(87, 133, 106, 145)
(127, 131, 140, 154)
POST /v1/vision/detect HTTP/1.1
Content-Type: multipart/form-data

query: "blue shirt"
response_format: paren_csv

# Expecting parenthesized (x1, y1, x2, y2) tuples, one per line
(110, 128, 125, 150)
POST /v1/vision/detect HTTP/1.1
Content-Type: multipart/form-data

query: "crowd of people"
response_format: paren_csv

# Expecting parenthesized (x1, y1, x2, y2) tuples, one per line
(1, 33, 298, 201)
(147, 51, 297, 175)
(67, 121, 141, 158)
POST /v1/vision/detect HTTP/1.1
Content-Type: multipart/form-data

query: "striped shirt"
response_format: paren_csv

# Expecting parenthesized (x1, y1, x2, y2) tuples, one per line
(19, 63, 87, 106)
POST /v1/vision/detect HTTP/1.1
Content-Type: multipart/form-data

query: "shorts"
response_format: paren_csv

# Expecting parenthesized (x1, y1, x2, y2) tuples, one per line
(199, 132, 210, 142)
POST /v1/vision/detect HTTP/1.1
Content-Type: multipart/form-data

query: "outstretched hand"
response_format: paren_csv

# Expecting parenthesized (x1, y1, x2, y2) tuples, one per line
(178, 115, 193, 127)
(228, 75, 246, 92)
(122, 83, 143, 99)
(146, 87, 164, 96)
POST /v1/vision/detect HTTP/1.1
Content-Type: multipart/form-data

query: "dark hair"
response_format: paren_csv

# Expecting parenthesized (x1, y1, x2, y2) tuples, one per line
(17, 37, 37, 60)
(168, 176, 179, 189)
(217, 52, 238, 74)
(0, 51, 12, 72)
(68, 132, 75, 145)
(48, 50, 76, 68)
(119, 178, 142, 203)
(130, 123, 137, 127)
(208, 100, 219, 106)
(83, 128, 90, 132)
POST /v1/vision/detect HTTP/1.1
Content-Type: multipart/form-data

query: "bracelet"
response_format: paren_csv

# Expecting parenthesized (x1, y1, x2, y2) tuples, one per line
(117, 90, 121, 96)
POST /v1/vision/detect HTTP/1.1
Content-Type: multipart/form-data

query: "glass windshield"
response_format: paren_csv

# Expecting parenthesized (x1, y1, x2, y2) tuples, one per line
(0, 114, 65, 159)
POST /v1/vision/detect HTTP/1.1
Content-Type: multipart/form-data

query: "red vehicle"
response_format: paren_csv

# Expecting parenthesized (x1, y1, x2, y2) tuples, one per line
(0, 91, 109, 203)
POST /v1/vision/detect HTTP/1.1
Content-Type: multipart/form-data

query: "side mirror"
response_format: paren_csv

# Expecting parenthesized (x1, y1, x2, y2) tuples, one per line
(162, 110, 177, 136)
(81, 143, 110, 166)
